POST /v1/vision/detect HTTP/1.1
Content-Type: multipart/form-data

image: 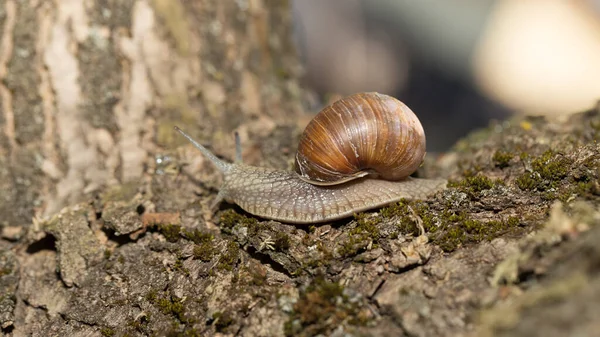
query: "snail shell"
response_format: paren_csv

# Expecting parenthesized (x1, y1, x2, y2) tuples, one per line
(295, 92, 426, 185)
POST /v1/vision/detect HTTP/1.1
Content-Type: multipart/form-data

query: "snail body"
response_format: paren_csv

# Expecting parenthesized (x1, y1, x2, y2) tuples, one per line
(175, 92, 446, 224)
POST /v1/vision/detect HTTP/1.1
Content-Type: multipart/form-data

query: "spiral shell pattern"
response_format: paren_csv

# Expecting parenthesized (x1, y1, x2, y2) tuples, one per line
(294, 92, 426, 185)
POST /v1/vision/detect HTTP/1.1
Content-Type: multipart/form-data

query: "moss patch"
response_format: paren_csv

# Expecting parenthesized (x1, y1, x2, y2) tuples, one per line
(380, 199, 423, 237)
(517, 150, 573, 191)
(151, 294, 190, 324)
(220, 209, 264, 234)
(516, 172, 541, 191)
(217, 241, 240, 271)
(377, 199, 528, 253)
(193, 244, 215, 262)
(156, 223, 182, 243)
(338, 213, 381, 258)
(274, 232, 291, 251)
(99, 327, 115, 337)
(532, 150, 571, 181)
(334, 193, 529, 256)
(493, 150, 514, 169)
(448, 172, 500, 196)
(284, 277, 369, 336)
(173, 256, 190, 276)
(182, 228, 214, 244)
(431, 212, 523, 252)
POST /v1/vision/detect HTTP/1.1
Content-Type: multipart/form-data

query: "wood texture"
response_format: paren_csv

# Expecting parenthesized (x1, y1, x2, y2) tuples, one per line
(0, 0, 306, 226)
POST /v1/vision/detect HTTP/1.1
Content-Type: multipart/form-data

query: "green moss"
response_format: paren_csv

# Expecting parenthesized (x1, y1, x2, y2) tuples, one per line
(337, 238, 360, 258)
(517, 150, 573, 191)
(531, 150, 571, 181)
(284, 276, 367, 336)
(541, 190, 558, 201)
(157, 223, 182, 243)
(112, 298, 127, 306)
(181, 228, 216, 262)
(493, 150, 514, 168)
(192, 243, 215, 262)
(316, 241, 334, 261)
(100, 327, 115, 337)
(182, 228, 213, 244)
(181, 328, 202, 337)
(411, 202, 436, 231)
(575, 181, 596, 196)
(219, 209, 267, 235)
(506, 216, 520, 227)
(590, 119, 600, 132)
(352, 214, 380, 238)
(173, 257, 190, 276)
(220, 209, 257, 228)
(212, 311, 234, 332)
(217, 241, 240, 271)
(302, 254, 327, 270)
(342, 200, 441, 252)
(445, 211, 467, 223)
(430, 214, 523, 252)
(274, 232, 291, 251)
(380, 200, 423, 236)
(516, 172, 541, 191)
(543, 181, 598, 202)
(436, 225, 466, 252)
(379, 199, 407, 218)
(117, 255, 125, 264)
(338, 214, 381, 258)
(448, 173, 496, 195)
(156, 295, 186, 322)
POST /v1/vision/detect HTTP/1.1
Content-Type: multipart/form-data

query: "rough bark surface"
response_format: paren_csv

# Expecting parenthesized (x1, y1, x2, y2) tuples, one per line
(0, 0, 305, 226)
(1, 1, 600, 337)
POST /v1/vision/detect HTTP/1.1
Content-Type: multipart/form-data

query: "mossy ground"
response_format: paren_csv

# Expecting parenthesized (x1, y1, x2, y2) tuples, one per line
(284, 277, 371, 336)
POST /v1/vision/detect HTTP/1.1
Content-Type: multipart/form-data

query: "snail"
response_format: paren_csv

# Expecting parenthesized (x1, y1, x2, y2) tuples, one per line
(175, 92, 447, 224)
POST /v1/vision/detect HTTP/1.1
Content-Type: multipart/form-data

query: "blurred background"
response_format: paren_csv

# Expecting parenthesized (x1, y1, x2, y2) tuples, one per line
(291, 0, 600, 151)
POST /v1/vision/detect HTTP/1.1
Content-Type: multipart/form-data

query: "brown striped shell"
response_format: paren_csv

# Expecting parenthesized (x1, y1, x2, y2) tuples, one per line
(294, 92, 426, 186)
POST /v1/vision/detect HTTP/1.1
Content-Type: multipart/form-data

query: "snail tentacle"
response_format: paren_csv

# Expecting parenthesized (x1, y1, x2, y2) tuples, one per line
(174, 126, 232, 173)
(234, 131, 243, 163)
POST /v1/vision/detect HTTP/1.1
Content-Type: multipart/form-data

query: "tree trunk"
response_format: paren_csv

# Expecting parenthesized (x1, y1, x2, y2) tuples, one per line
(0, 0, 306, 226)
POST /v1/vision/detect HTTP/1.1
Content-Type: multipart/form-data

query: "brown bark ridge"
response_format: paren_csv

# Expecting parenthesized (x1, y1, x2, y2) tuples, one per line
(2, 1, 600, 337)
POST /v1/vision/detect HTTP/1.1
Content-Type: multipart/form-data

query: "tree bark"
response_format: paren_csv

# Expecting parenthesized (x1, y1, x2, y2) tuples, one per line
(0, 0, 306, 226)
